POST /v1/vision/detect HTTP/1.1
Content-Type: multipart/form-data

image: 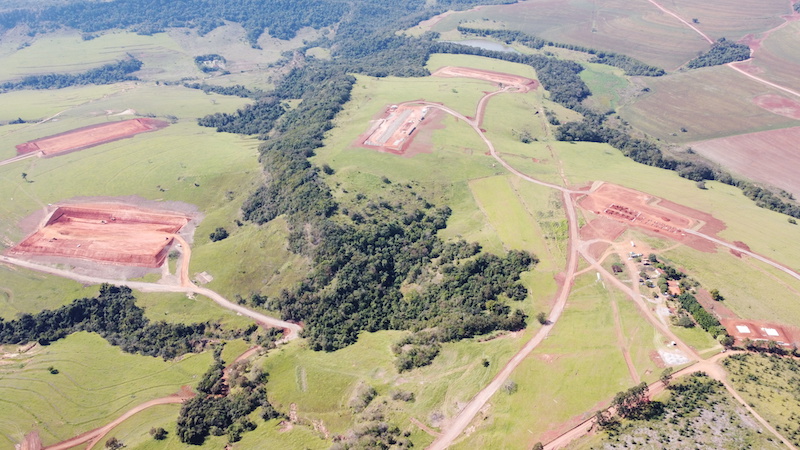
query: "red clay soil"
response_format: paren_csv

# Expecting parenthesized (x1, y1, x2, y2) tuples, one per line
(355, 104, 445, 157)
(690, 126, 800, 199)
(753, 94, 800, 120)
(578, 215, 628, 243)
(8, 203, 191, 268)
(577, 183, 721, 252)
(722, 318, 800, 347)
(15, 118, 168, 157)
(431, 66, 539, 92)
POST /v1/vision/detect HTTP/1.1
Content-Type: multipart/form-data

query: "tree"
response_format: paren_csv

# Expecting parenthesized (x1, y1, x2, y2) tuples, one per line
(710, 289, 724, 301)
(105, 437, 124, 449)
(502, 380, 518, 394)
(536, 312, 548, 325)
(660, 367, 674, 387)
(532, 443, 544, 450)
(150, 427, 167, 440)
(719, 334, 734, 348)
(209, 227, 229, 242)
(648, 253, 658, 263)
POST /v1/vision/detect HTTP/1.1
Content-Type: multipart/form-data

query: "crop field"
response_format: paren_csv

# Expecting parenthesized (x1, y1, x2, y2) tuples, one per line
(745, 20, 800, 95)
(0, 332, 212, 447)
(690, 126, 800, 198)
(620, 66, 799, 143)
(450, 273, 660, 449)
(662, 244, 800, 329)
(552, 140, 800, 272)
(422, 0, 712, 69)
(723, 353, 800, 447)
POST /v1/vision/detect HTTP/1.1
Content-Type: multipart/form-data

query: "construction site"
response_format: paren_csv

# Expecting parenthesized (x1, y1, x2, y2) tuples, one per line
(8, 203, 192, 268)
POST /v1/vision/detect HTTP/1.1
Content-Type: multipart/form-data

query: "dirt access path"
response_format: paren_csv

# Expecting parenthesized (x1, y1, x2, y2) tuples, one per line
(646, 0, 800, 99)
(423, 69, 800, 449)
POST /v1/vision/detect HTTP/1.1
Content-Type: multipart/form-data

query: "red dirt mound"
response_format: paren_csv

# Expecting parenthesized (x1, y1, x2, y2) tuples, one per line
(16, 118, 168, 157)
(8, 203, 191, 268)
(431, 66, 539, 92)
(356, 104, 444, 157)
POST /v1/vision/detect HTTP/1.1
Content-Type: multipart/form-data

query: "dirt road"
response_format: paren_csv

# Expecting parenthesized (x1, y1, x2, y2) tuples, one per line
(0, 255, 302, 340)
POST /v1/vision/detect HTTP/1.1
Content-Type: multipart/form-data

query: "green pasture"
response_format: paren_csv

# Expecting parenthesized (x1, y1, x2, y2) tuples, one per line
(262, 327, 530, 447)
(662, 245, 800, 328)
(189, 218, 310, 301)
(579, 63, 629, 111)
(451, 273, 658, 449)
(621, 66, 797, 143)
(0, 332, 212, 447)
(134, 291, 254, 331)
(723, 353, 800, 447)
(0, 25, 310, 83)
(422, 0, 710, 70)
(0, 84, 124, 123)
(552, 140, 800, 274)
(0, 265, 96, 318)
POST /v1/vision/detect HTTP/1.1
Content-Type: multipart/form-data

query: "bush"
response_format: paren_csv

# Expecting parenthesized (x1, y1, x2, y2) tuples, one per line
(149, 427, 167, 440)
(209, 227, 229, 242)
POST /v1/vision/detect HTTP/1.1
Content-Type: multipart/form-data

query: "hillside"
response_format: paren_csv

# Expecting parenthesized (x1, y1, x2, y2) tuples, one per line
(1, 0, 800, 449)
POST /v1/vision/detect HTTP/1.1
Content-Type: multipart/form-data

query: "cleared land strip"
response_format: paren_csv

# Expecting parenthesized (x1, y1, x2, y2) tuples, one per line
(0, 255, 302, 340)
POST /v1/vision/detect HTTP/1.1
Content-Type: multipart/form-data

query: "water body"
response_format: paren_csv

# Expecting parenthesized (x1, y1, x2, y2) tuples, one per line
(443, 39, 520, 54)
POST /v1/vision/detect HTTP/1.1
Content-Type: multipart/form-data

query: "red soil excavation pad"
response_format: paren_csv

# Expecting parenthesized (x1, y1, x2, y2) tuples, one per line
(15, 118, 169, 157)
(9, 203, 191, 267)
(577, 183, 723, 252)
(431, 66, 539, 92)
(721, 318, 800, 347)
(357, 104, 445, 156)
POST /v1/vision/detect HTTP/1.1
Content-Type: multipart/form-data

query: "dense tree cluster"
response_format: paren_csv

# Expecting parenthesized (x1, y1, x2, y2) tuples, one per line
(176, 348, 281, 445)
(457, 26, 666, 76)
(183, 83, 263, 99)
(0, 58, 141, 91)
(196, 99, 284, 137)
(686, 38, 751, 69)
(0, 284, 207, 359)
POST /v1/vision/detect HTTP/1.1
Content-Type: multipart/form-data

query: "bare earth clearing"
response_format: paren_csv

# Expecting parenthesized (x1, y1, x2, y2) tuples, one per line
(15, 118, 168, 157)
(8, 203, 192, 267)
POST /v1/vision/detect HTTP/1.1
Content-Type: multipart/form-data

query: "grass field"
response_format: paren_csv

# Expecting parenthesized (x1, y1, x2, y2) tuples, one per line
(0, 265, 96, 318)
(0, 25, 311, 84)
(450, 273, 659, 449)
(723, 353, 800, 447)
(662, 245, 800, 329)
(579, 63, 629, 112)
(0, 332, 212, 447)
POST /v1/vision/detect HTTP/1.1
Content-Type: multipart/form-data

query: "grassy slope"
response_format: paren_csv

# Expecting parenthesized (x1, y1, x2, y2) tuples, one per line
(0, 332, 212, 447)
(450, 273, 659, 449)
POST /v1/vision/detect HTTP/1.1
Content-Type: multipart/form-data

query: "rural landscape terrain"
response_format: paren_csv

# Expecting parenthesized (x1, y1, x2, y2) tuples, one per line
(1, 0, 800, 449)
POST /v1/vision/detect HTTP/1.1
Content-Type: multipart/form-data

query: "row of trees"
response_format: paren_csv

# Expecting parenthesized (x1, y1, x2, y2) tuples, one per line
(457, 26, 666, 76)
(556, 112, 800, 218)
(0, 284, 208, 359)
(183, 82, 263, 99)
(0, 58, 142, 91)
